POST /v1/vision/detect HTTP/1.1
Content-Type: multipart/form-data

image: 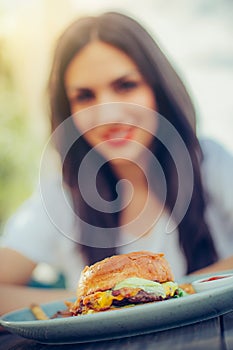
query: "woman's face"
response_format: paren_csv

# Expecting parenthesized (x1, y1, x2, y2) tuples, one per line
(64, 41, 157, 164)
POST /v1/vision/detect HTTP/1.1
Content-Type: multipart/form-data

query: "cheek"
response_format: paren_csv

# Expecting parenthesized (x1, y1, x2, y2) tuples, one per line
(136, 128, 155, 149)
(72, 109, 95, 135)
(72, 117, 99, 147)
(72, 115, 79, 130)
(133, 89, 157, 111)
(72, 117, 84, 138)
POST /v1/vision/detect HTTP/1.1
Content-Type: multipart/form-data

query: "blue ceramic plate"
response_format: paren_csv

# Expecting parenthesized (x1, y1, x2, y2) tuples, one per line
(1, 273, 233, 344)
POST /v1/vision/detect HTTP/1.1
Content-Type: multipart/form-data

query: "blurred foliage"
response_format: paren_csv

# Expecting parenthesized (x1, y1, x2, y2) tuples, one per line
(0, 37, 41, 232)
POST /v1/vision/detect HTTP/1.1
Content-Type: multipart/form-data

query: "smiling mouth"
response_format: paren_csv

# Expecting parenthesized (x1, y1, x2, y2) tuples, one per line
(102, 127, 134, 145)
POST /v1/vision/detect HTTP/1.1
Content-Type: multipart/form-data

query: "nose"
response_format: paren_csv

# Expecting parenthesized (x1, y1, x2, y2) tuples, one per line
(94, 89, 126, 125)
(75, 100, 129, 132)
(96, 90, 118, 105)
(95, 102, 130, 127)
(97, 102, 122, 124)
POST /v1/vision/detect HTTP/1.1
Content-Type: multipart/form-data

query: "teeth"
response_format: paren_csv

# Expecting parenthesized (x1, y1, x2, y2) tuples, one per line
(108, 129, 130, 138)
(111, 131, 127, 138)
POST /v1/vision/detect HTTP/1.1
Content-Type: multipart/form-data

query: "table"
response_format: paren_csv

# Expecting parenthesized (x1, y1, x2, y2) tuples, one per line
(1, 311, 233, 350)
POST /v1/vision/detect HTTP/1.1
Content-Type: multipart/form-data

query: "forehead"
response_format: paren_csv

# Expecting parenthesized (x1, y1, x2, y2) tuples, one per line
(64, 41, 139, 87)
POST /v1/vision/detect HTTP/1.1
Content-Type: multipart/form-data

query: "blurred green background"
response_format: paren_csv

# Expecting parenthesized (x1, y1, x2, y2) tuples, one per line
(0, 36, 41, 232)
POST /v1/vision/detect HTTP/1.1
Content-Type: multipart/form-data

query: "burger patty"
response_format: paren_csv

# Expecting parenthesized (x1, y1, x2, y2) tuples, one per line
(74, 286, 177, 315)
(111, 289, 164, 306)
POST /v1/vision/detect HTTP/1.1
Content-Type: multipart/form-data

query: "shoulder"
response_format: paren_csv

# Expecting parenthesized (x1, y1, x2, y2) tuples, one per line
(199, 139, 233, 257)
(200, 137, 233, 160)
(5, 175, 73, 232)
(0, 176, 76, 263)
(199, 137, 233, 212)
(199, 137, 233, 178)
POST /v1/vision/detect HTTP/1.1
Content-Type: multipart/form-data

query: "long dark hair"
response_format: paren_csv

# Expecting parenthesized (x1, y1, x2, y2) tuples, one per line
(48, 11, 217, 273)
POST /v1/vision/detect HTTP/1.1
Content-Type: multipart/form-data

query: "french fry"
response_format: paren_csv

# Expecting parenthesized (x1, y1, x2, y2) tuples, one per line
(30, 303, 49, 320)
(179, 283, 196, 294)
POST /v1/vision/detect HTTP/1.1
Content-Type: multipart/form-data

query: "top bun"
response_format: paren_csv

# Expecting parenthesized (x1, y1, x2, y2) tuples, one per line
(76, 251, 174, 298)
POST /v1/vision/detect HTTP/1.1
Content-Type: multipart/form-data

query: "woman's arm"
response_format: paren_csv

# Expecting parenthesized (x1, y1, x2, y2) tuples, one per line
(0, 248, 36, 285)
(0, 248, 75, 315)
(192, 255, 233, 275)
(0, 284, 75, 315)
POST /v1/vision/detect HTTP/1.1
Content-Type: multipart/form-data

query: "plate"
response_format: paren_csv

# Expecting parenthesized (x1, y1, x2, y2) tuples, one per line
(1, 274, 233, 345)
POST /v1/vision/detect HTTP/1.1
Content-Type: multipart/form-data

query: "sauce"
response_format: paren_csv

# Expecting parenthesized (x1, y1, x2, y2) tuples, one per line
(201, 275, 231, 283)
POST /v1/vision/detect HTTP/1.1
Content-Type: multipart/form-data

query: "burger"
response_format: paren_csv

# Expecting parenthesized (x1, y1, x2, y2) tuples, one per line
(67, 251, 186, 316)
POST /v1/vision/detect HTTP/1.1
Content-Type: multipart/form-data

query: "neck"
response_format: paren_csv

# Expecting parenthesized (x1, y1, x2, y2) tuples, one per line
(111, 159, 149, 187)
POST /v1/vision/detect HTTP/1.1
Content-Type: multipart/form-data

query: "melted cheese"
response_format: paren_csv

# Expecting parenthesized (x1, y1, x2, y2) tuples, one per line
(78, 280, 178, 313)
(162, 282, 178, 297)
(83, 288, 140, 311)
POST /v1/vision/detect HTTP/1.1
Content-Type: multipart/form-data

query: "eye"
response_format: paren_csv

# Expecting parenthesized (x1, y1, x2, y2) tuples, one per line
(114, 80, 139, 93)
(70, 89, 95, 104)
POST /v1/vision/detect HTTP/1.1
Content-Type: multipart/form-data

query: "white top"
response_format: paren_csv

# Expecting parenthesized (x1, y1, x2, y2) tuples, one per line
(1, 138, 233, 290)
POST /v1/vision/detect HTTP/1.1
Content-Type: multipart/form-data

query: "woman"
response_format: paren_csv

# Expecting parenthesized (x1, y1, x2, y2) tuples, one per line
(0, 12, 233, 314)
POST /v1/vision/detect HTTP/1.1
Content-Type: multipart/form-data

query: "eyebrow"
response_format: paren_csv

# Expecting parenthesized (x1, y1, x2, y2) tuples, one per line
(112, 69, 141, 82)
(66, 86, 91, 94)
(66, 69, 141, 93)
